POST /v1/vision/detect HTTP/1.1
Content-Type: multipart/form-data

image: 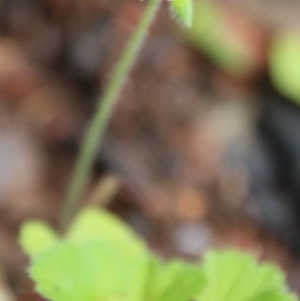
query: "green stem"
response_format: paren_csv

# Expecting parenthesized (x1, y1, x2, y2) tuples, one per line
(61, 0, 161, 229)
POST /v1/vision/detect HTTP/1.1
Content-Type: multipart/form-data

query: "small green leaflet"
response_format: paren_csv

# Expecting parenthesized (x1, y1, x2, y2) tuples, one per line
(19, 220, 59, 256)
(197, 250, 297, 301)
(170, 0, 193, 28)
(184, 0, 254, 76)
(270, 33, 300, 105)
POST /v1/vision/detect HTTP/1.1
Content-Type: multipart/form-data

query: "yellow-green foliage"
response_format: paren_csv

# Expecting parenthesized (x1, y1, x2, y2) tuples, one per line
(19, 208, 296, 301)
(270, 33, 300, 104)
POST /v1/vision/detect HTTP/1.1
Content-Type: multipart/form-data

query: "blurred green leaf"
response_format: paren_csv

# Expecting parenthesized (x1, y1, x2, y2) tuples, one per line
(67, 208, 147, 257)
(19, 221, 59, 257)
(148, 257, 205, 301)
(270, 33, 300, 105)
(21, 208, 206, 301)
(30, 241, 147, 301)
(20, 208, 149, 301)
(185, 0, 254, 76)
(19, 209, 295, 301)
(197, 250, 297, 301)
(170, 0, 193, 28)
(29, 242, 205, 301)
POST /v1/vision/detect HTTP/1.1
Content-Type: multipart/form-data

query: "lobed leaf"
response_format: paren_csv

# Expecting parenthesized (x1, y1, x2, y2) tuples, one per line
(197, 250, 297, 301)
(29, 241, 147, 301)
(19, 209, 296, 301)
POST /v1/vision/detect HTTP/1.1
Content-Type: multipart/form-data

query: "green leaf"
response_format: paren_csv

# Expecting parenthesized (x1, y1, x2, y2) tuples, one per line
(19, 221, 59, 257)
(269, 33, 300, 105)
(185, 0, 255, 76)
(29, 240, 205, 301)
(30, 240, 147, 301)
(197, 250, 296, 301)
(21, 210, 294, 301)
(67, 208, 147, 257)
(148, 258, 205, 301)
(24, 208, 205, 301)
(170, 0, 193, 28)
(30, 245, 205, 301)
(23, 208, 150, 301)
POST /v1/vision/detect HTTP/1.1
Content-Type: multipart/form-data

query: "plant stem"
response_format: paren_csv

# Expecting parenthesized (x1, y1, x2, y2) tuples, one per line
(61, 0, 161, 230)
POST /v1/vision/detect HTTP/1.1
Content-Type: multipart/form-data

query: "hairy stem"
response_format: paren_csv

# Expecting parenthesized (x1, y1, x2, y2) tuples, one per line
(61, 0, 161, 229)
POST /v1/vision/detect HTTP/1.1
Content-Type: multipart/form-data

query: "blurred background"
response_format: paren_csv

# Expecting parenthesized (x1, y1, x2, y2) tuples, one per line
(1, 0, 300, 299)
